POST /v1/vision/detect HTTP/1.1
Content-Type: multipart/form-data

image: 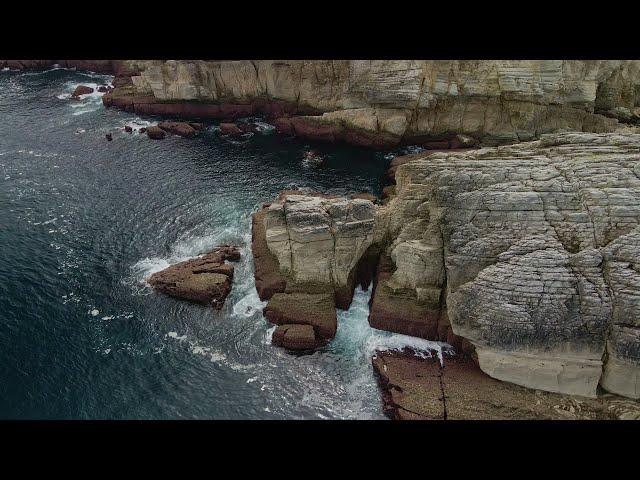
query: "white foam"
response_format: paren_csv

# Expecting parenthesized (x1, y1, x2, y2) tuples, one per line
(232, 290, 267, 318)
(334, 286, 451, 365)
(89, 309, 99, 316)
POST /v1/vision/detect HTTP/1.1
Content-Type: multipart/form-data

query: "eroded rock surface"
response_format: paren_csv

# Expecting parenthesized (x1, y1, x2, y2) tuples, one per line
(372, 349, 640, 420)
(148, 246, 240, 309)
(376, 132, 640, 398)
(101, 60, 640, 147)
(262, 192, 378, 309)
(265, 292, 337, 349)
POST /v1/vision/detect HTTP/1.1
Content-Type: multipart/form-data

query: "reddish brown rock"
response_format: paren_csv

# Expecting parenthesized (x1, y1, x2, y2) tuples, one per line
(273, 117, 294, 135)
(158, 121, 197, 138)
(124, 125, 133, 133)
(71, 85, 94, 98)
(219, 123, 242, 136)
(271, 324, 318, 350)
(139, 127, 147, 134)
(188, 122, 205, 131)
(264, 292, 337, 343)
(148, 246, 240, 309)
(97, 85, 110, 93)
(372, 349, 612, 420)
(146, 126, 166, 140)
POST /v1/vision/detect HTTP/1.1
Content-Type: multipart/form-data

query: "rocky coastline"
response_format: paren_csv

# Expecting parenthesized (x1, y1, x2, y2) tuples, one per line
(10, 60, 640, 418)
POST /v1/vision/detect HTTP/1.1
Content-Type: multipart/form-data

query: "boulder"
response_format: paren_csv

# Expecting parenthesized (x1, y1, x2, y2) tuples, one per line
(71, 85, 94, 97)
(272, 324, 318, 350)
(219, 123, 242, 136)
(158, 121, 197, 138)
(264, 292, 337, 343)
(148, 245, 240, 308)
(124, 125, 133, 133)
(146, 126, 166, 140)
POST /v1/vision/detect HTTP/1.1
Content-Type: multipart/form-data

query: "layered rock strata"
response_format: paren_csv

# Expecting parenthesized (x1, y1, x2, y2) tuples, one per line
(252, 192, 378, 349)
(376, 132, 640, 398)
(148, 246, 240, 309)
(93, 60, 640, 148)
(372, 349, 640, 420)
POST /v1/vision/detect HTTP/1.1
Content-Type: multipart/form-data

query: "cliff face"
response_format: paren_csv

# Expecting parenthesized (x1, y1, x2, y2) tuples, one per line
(103, 60, 640, 147)
(374, 132, 640, 399)
(254, 133, 640, 399)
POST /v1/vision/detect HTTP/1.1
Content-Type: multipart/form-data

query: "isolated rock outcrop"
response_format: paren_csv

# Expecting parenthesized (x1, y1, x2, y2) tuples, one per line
(100, 60, 640, 147)
(375, 132, 640, 399)
(261, 192, 378, 309)
(148, 246, 240, 309)
(253, 192, 378, 349)
(71, 85, 94, 97)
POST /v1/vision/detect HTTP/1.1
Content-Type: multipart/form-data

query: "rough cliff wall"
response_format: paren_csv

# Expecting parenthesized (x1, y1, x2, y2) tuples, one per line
(375, 132, 640, 399)
(101, 60, 640, 147)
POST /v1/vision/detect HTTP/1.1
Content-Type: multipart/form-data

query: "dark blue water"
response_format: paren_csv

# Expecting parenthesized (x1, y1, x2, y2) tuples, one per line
(0, 67, 441, 419)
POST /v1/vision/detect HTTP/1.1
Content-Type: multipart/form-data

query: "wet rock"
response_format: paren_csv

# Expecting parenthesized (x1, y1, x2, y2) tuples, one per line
(188, 122, 205, 131)
(372, 349, 615, 420)
(105, 133, 112, 141)
(350, 192, 377, 203)
(158, 121, 197, 138)
(124, 125, 133, 133)
(71, 85, 94, 98)
(146, 126, 166, 140)
(139, 127, 147, 134)
(219, 123, 242, 136)
(271, 324, 317, 350)
(148, 245, 240, 308)
(97, 85, 110, 93)
(264, 292, 337, 344)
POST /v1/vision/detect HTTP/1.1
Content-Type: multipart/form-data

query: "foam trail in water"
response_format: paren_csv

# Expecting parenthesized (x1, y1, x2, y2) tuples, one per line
(335, 286, 451, 365)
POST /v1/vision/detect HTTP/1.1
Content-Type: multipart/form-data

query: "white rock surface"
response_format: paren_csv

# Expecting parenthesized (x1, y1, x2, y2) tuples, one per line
(380, 132, 640, 398)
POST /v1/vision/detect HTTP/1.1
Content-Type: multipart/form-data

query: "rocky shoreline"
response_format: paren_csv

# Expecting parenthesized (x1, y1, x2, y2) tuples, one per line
(8, 60, 637, 149)
(12, 60, 640, 417)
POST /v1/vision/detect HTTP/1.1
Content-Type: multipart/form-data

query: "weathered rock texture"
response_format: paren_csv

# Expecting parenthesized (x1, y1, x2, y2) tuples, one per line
(376, 132, 640, 399)
(98, 60, 640, 147)
(262, 193, 378, 309)
(372, 349, 640, 420)
(253, 192, 378, 349)
(148, 246, 240, 309)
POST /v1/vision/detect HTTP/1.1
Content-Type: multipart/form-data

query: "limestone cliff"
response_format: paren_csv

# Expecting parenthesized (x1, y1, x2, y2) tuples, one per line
(252, 133, 640, 399)
(103, 60, 640, 147)
(375, 132, 640, 399)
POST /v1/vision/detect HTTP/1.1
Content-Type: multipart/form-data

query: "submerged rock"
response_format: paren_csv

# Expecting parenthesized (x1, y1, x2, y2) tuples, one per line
(148, 245, 240, 309)
(219, 123, 242, 136)
(146, 126, 166, 140)
(71, 85, 94, 97)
